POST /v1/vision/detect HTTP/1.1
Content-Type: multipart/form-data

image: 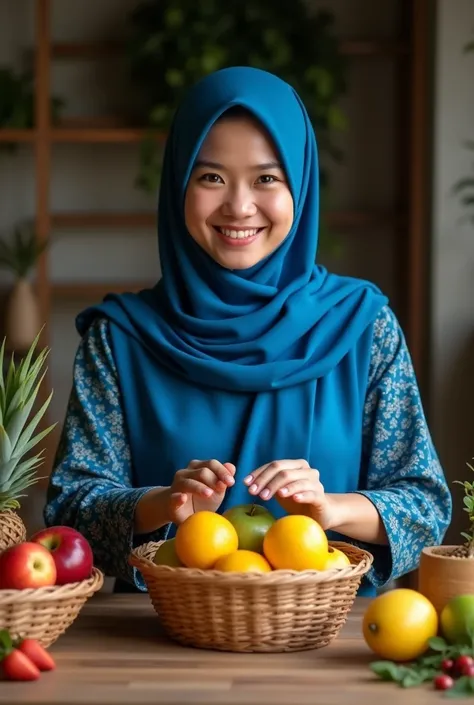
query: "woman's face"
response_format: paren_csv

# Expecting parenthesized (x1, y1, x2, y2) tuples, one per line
(184, 114, 294, 270)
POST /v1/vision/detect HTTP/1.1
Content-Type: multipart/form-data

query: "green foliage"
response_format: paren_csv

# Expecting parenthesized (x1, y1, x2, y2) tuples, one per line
(453, 460, 474, 555)
(0, 67, 64, 152)
(0, 225, 49, 279)
(370, 635, 474, 697)
(127, 0, 349, 199)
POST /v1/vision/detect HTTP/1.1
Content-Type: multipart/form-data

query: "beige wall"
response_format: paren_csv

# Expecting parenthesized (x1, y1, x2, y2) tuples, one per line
(430, 0, 474, 543)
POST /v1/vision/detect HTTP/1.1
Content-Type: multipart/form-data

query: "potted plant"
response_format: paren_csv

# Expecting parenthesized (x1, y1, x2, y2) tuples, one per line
(126, 1, 348, 201)
(0, 224, 48, 353)
(418, 461, 474, 614)
(0, 331, 55, 551)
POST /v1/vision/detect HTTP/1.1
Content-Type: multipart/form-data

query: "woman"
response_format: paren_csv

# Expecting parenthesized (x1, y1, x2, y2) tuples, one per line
(44, 67, 452, 596)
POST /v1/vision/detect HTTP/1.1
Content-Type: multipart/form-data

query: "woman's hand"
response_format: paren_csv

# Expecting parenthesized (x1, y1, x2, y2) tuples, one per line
(243, 459, 337, 530)
(168, 459, 236, 524)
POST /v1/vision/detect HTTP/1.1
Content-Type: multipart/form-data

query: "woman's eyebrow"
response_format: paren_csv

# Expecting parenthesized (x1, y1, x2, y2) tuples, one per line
(194, 159, 283, 170)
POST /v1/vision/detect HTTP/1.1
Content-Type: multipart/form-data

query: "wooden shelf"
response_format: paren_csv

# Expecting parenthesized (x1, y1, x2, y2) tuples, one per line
(51, 127, 165, 143)
(0, 129, 36, 143)
(51, 41, 123, 59)
(50, 210, 401, 231)
(52, 212, 157, 229)
(50, 39, 410, 60)
(52, 281, 152, 300)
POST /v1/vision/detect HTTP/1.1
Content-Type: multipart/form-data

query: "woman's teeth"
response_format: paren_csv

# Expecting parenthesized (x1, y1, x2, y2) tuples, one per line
(217, 227, 259, 239)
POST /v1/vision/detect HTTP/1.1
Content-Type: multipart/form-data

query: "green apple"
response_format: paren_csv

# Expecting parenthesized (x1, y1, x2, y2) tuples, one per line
(153, 538, 184, 567)
(223, 503, 275, 554)
(440, 594, 474, 644)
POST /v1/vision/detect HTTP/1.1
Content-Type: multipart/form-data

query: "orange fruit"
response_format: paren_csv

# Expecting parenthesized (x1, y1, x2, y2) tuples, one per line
(153, 538, 184, 567)
(213, 549, 272, 573)
(363, 588, 438, 662)
(320, 546, 351, 570)
(262, 515, 329, 571)
(175, 511, 238, 569)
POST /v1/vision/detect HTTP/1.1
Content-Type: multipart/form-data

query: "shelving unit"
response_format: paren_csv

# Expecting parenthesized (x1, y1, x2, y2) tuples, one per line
(0, 0, 434, 477)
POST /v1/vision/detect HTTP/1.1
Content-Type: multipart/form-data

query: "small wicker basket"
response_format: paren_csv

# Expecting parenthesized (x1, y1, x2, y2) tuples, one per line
(0, 567, 104, 647)
(130, 540, 373, 653)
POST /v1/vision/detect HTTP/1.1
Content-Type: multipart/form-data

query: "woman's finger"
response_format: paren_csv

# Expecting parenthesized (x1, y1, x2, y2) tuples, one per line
(244, 459, 309, 488)
(277, 479, 324, 499)
(176, 477, 214, 497)
(257, 472, 319, 500)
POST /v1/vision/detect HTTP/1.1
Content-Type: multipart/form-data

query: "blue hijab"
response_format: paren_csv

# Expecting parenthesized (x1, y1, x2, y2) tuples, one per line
(77, 68, 387, 587)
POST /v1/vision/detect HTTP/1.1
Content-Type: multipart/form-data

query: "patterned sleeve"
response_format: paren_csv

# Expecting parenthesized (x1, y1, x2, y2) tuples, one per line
(355, 305, 452, 588)
(43, 318, 169, 590)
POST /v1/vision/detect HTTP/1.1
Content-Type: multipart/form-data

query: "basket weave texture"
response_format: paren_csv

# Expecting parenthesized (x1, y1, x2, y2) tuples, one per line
(130, 540, 373, 653)
(0, 567, 104, 647)
(0, 510, 27, 552)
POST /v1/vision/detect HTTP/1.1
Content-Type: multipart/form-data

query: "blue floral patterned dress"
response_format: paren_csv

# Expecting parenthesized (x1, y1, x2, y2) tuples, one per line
(44, 304, 452, 593)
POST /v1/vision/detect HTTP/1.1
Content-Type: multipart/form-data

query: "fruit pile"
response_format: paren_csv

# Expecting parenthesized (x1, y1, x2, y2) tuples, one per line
(153, 504, 352, 573)
(0, 525, 94, 589)
(364, 588, 474, 697)
(0, 630, 55, 681)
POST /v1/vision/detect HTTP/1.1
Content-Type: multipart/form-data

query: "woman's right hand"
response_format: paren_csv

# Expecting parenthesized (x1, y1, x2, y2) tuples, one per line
(167, 459, 236, 524)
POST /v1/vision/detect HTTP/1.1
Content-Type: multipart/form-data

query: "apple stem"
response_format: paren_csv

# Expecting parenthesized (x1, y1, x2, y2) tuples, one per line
(249, 504, 257, 516)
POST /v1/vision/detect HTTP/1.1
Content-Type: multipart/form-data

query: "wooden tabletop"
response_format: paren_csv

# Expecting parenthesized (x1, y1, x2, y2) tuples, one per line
(0, 594, 441, 705)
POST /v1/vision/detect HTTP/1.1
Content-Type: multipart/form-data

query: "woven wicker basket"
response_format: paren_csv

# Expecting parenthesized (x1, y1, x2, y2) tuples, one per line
(0, 567, 104, 647)
(0, 510, 27, 552)
(130, 540, 373, 653)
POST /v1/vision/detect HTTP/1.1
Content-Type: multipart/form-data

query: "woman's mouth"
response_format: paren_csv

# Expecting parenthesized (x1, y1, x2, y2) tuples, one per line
(213, 226, 265, 246)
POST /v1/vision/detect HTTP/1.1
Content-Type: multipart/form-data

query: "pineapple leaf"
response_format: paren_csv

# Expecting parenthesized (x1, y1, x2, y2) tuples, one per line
(0, 451, 44, 488)
(17, 328, 45, 384)
(14, 391, 54, 455)
(6, 371, 49, 449)
(0, 425, 12, 464)
(2, 455, 46, 492)
(17, 420, 56, 459)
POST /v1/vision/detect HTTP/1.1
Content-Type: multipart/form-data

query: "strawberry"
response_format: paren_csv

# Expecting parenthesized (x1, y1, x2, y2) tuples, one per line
(0, 629, 41, 682)
(1, 649, 40, 681)
(16, 639, 56, 672)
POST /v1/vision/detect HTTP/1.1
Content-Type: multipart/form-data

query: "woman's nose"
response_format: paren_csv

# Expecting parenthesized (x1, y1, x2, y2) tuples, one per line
(221, 189, 257, 218)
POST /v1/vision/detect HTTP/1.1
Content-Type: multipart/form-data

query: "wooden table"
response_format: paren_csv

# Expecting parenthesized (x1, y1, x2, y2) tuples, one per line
(0, 594, 441, 705)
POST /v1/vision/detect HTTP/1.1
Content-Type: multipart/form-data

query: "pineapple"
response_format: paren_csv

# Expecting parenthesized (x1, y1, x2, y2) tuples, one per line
(0, 330, 55, 551)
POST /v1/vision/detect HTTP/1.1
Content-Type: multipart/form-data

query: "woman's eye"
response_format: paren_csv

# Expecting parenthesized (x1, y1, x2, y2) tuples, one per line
(257, 175, 277, 185)
(200, 173, 223, 184)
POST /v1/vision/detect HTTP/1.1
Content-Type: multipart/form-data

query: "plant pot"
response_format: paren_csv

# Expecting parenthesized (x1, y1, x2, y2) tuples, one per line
(418, 546, 474, 614)
(0, 509, 27, 551)
(4, 278, 41, 353)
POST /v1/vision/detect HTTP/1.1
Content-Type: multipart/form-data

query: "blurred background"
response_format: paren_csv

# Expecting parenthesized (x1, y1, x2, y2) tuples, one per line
(0, 0, 472, 548)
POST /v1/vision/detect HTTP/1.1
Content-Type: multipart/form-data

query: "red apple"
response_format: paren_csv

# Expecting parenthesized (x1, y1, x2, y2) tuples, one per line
(0, 542, 57, 589)
(30, 526, 93, 585)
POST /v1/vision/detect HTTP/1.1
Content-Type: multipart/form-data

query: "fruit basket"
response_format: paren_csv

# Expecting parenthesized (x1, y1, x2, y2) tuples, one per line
(130, 540, 373, 653)
(0, 567, 104, 647)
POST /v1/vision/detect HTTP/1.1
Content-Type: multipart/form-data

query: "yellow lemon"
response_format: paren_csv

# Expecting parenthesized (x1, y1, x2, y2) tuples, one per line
(363, 588, 438, 662)
(262, 515, 328, 571)
(175, 511, 238, 569)
(213, 549, 272, 573)
(320, 546, 351, 570)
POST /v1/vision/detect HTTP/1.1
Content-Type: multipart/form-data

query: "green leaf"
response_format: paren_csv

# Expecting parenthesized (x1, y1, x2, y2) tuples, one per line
(461, 532, 473, 542)
(446, 675, 474, 697)
(369, 661, 403, 682)
(428, 636, 448, 651)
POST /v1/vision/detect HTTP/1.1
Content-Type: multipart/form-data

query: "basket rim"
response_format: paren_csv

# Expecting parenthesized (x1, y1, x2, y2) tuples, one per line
(130, 540, 373, 585)
(0, 566, 104, 603)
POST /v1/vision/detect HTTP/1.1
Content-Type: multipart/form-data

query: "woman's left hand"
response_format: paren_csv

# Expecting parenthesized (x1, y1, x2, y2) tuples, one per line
(243, 459, 337, 530)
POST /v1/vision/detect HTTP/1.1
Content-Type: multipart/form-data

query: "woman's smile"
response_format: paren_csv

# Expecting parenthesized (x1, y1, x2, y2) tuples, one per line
(212, 225, 266, 247)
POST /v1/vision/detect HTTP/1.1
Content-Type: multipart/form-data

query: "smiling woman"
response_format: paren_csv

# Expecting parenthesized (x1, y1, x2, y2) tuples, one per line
(184, 108, 294, 270)
(43, 67, 452, 597)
